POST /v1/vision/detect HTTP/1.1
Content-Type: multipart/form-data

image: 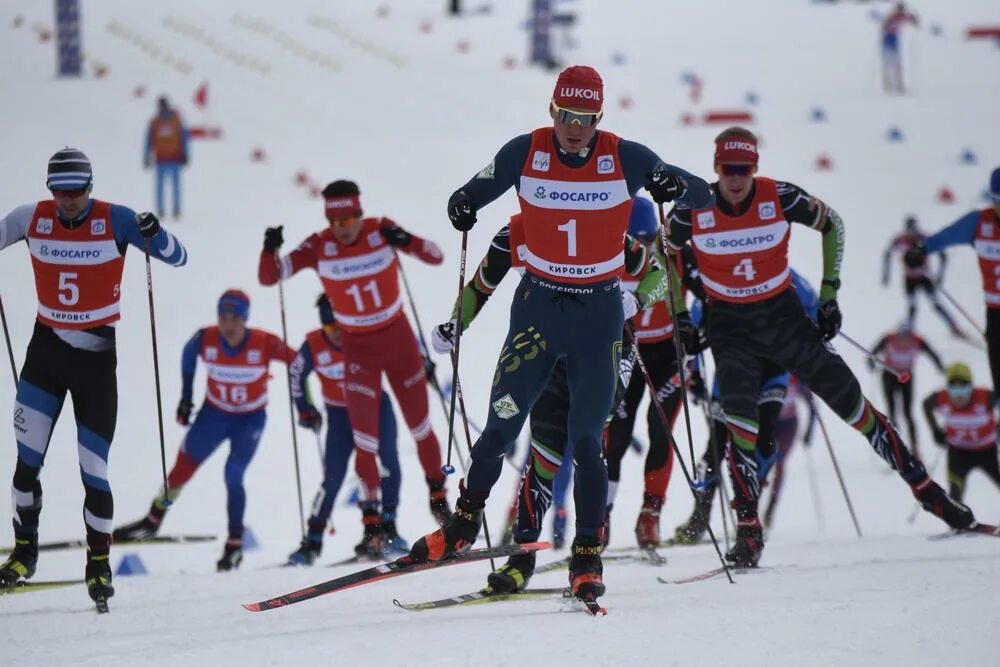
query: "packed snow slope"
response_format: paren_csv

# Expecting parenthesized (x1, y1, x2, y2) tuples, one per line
(0, 1, 998, 666)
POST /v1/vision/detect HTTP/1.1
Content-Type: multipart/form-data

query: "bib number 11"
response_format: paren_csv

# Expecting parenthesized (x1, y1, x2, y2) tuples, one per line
(733, 258, 756, 282)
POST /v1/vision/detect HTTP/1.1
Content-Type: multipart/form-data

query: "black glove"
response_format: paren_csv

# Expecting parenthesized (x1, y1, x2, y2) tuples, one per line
(136, 212, 161, 238)
(932, 428, 947, 446)
(298, 405, 323, 433)
(176, 398, 193, 426)
(447, 190, 477, 232)
(904, 240, 927, 269)
(675, 311, 699, 354)
(264, 226, 284, 252)
(380, 221, 412, 247)
(644, 168, 686, 204)
(817, 299, 842, 342)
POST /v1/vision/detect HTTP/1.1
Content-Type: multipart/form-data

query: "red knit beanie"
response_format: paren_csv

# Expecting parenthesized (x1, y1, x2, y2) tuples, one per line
(552, 65, 603, 113)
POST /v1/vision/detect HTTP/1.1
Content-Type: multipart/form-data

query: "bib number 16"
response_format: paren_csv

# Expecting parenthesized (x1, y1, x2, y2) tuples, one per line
(732, 258, 756, 282)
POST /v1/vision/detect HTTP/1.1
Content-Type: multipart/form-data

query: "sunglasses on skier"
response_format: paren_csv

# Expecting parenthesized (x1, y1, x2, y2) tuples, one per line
(719, 164, 754, 176)
(550, 101, 603, 128)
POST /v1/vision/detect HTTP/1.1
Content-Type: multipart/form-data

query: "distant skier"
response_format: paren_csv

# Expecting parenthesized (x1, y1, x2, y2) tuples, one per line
(665, 126, 977, 567)
(411, 64, 711, 604)
(882, 215, 962, 336)
(0, 148, 187, 607)
(880, 2, 918, 94)
(286, 294, 406, 565)
(907, 167, 1000, 403)
(923, 363, 1000, 503)
(870, 323, 944, 459)
(114, 290, 294, 571)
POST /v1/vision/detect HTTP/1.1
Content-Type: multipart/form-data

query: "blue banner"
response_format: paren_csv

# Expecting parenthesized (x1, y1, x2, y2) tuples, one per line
(55, 0, 82, 77)
(530, 0, 553, 65)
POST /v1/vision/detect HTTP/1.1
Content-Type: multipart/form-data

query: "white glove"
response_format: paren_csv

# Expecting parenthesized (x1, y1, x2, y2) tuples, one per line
(621, 291, 641, 320)
(432, 320, 457, 354)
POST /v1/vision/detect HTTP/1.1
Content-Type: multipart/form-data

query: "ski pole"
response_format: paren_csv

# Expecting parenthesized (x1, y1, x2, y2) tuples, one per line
(393, 249, 455, 425)
(628, 326, 734, 583)
(143, 243, 171, 506)
(814, 409, 863, 538)
(802, 437, 826, 532)
(276, 265, 307, 538)
(936, 284, 986, 338)
(838, 332, 910, 383)
(442, 231, 469, 476)
(0, 294, 18, 386)
(656, 203, 699, 470)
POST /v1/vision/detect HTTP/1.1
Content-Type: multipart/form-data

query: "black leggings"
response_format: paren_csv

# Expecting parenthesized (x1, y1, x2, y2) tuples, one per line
(881, 371, 918, 454)
(11, 324, 117, 552)
(947, 445, 1000, 503)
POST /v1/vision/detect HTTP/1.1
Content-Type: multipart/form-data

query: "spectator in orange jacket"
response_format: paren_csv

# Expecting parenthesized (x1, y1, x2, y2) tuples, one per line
(144, 96, 189, 219)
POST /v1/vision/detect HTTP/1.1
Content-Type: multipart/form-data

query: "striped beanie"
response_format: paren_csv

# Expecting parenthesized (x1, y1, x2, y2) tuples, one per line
(46, 148, 93, 191)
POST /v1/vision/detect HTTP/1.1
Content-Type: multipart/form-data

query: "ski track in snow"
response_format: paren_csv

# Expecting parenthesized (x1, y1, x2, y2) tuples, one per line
(0, 0, 998, 665)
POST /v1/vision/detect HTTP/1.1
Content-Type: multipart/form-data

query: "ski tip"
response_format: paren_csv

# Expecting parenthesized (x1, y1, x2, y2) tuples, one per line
(392, 599, 403, 608)
(242, 602, 263, 612)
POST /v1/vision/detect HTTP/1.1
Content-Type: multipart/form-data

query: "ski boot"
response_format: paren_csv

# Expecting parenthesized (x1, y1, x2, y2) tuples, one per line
(552, 505, 569, 551)
(409, 486, 482, 562)
(216, 537, 243, 572)
(85, 550, 115, 606)
(0, 534, 38, 589)
(113, 502, 165, 542)
(381, 512, 410, 554)
(486, 550, 536, 594)
(354, 509, 386, 558)
(635, 493, 664, 549)
(912, 478, 975, 530)
(568, 535, 605, 599)
(428, 479, 452, 527)
(726, 498, 764, 568)
(672, 488, 713, 545)
(287, 536, 322, 566)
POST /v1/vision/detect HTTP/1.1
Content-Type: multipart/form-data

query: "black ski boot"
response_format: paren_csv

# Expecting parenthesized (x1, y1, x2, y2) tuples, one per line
(409, 486, 482, 562)
(0, 534, 38, 589)
(85, 550, 115, 606)
(216, 538, 243, 571)
(912, 478, 975, 529)
(355, 508, 386, 558)
(568, 535, 605, 599)
(113, 501, 166, 542)
(287, 536, 322, 566)
(486, 551, 536, 594)
(726, 498, 764, 568)
(428, 479, 452, 527)
(673, 484, 715, 545)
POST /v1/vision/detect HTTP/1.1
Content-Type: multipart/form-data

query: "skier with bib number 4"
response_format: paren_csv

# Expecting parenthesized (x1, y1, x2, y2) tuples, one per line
(406, 65, 712, 608)
(664, 126, 979, 567)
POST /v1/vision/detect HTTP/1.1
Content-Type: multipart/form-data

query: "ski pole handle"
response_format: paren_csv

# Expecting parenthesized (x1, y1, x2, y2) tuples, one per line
(837, 331, 910, 383)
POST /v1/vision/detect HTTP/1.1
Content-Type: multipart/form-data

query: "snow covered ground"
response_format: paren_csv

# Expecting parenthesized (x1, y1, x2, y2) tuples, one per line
(0, 1, 998, 665)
